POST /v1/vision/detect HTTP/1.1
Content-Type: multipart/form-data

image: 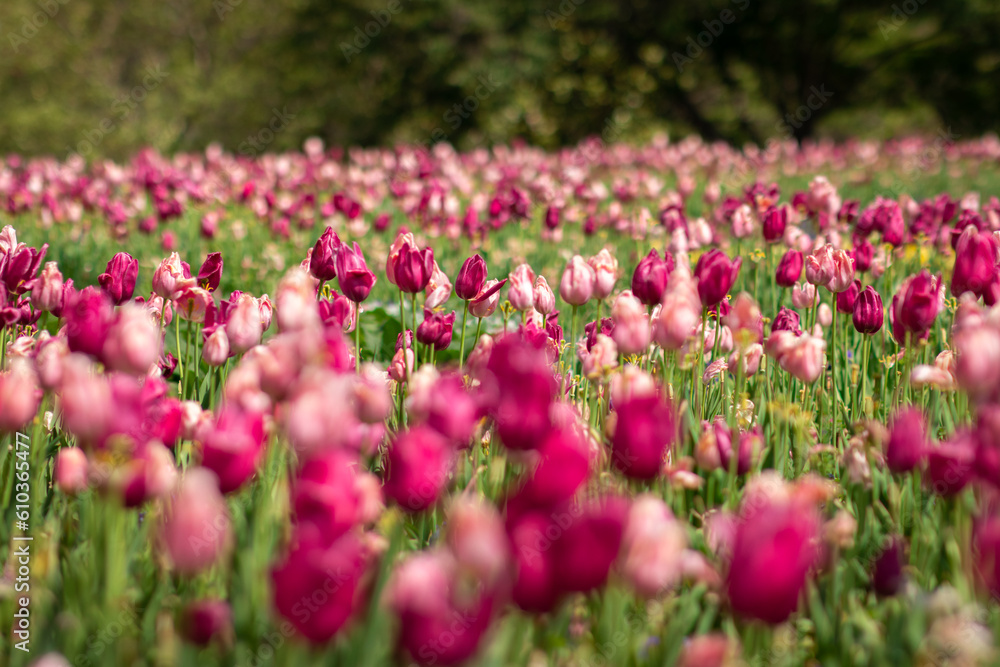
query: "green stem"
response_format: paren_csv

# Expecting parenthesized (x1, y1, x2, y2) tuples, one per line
(458, 301, 470, 369)
(355, 301, 362, 373)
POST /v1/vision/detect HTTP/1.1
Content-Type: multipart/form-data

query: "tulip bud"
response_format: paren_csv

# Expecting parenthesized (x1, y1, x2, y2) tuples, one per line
(826, 249, 856, 293)
(103, 303, 161, 376)
(507, 263, 535, 311)
(203, 327, 231, 366)
(0, 359, 41, 432)
(226, 294, 264, 354)
(885, 408, 928, 473)
(775, 249, 803, 288)
(611, 291, 651, 355)
(308, 227, 340, 282)
(55, 447, 89, 495)
(762, 205, 787, 242)
(620, 495, 687, 597)
(694, 249, 741, 307)
(468, 279, 505, 318)
(455, 254, 488, 301)
(29, 261, 65, 313)
(612, 395, 677, 480)
(383, 426, 455, 512)
(589, 248, 619, 300)
(852, 286, 884, 334)
(152, 253, 195, 300)
(182, 599, 232, 646)
(792, 282, 816, 309)
(631, 249, 672, 306)
(424, 261, 452, 309)
(335, 242, 377, 302)
(396, 244, 435, 294)
(836, 279, 861, 314)
(560, 255, 596, 306)
(532, 275, 556, 315)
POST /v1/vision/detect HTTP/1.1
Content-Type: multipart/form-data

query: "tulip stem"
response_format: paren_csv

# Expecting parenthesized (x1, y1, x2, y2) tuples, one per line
(831, 305, 839, 448)
(355, 301, 362, 373)
(695, 307, 708, 419)
(857, 335, 870, 419)
(475, 317, 483, 347)
(174, 313, 184, 396)
(458, 301, 470, 369)
(398, 289, 410, 386)
(570, 304, 580, 383)
(411, 293, 419, 365)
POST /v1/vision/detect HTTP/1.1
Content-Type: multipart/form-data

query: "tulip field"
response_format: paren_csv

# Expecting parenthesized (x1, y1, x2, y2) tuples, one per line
(6, 136, 1000, 666)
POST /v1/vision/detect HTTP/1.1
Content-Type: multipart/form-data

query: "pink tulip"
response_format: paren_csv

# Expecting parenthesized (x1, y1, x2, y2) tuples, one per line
(159, 467, 232, 574)
(620, 495, 687, 597)
(202, 327, 230, 367)
(826, 248, 855, 293)
(29, 262, 64, 313)
(152, 252, 195, 300)
(383, 426, 455, 512)
(468, 278, 505, 318)
(102, 304, 160, 376)
(805, 245, 835, 287)
(507, 263, 536, 311)
(791, 282, 816, 309)
(0, 360, 40, 432)
(226, 293, 263, 354)
(559, 255, 596, 306)
(611, 291, 651, 355)
(199, 408, 266, 493)
(589, 248, 618, 300)
(424, 261, 453, 309)
(54, 446, 89, 495)
(532, 275, 556, 315)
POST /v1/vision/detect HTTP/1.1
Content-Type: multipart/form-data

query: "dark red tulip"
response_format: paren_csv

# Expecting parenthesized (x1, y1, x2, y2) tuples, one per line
(481, 333, 557, 450)
(197, 252, 223, 292)
(694, 249, 741, 307)
(413, 373, 479, 446)
(771, 307, 802, 335)
(762, 205, 787, 242)
(726, 499, 821, 624)
(890, 270, 942, 344)
(97, 252, 139, 305)
(551, 496, 628, 594)
(416, 308, 456, 351)
(271, 526, 371, 643)
(836, 279, 861, 314)
(925, 430, 976, 497)
(631, 249, 673, 306)
(182, 599, 232, 646)
(885, 408, 928, 474)
(871, 538, 905, 597)
(455, 254, 488, 301)
(383, 426, 455, 512)
(517, 427, 591, 507)
(293, 450, 369, 544)
(952, 225, 999, 299)
(335, 242, 377, 302)
(2, 242, 47, 296)
(395, 244, 435, 294)
(775, 250, 803, 288)
(852, 237, 873, 273)
(852, 286, 884, 334)
(309, 227, 341, 282)
(611, 395, 676, 480)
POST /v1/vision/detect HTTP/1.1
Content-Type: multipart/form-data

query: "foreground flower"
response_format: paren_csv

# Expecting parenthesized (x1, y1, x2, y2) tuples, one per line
(456, 254, 488, 301)
(383, 426, 455, 512)
(335, 242, 377, 302)
(159, 468, 232, 574)
(694, 249, 741, 307)
(612, 395, 677, 480)
(631, 249, 671, 306)
(560, 255, 596, 306)
(726, 498, 821, 624)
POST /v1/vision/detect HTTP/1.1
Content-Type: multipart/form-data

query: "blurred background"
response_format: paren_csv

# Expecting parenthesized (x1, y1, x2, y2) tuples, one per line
(1, 0, 998, 158)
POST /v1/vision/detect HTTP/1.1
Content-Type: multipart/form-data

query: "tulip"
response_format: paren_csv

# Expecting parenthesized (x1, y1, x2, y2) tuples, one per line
(805, 245, 835, 286)
(468, 278, 505, 318)
(407, 371, 479, 445)
(225, 294, 264, 354)
(726, 498, 821, 624)
(507, 263, 535, 311)
(589, 248, 619, 300)
(771, 307, 802, 335)
(817, 303, 832, 327)
(396, 244, 435, 294)
(890, 270, 942, 344)
(0, 360, 41, 432)
(925, 430, 976, 497)
(54, 446, 89, 495)
(199, 408, 266, 493)
(694, 249, 741, 307)
(582, 333, 618, 379)
(455, 254, 488, 301)
(560, 255, 596, 306)
(516, 427, 591, 507)
(631, 249, 671, 306)
(424, 261, 452, 309)
(446, 496, 512, 587)
(174, 285, 213, 323)
(2, 241, 47, 295)
(159, 467, 232, 574)
(551, 497, 628, 594)
(29, 262, 64, 313)
(853, 286, 884, 334)
(203, 327, 231, 366)
(871, 538, 905, 597)
(152, 252, 195, 300)
(836, 279, 861, 313)
(385, 230, 416, 286)
(532, 275, 556, 315)
(791, 281, 816, 309)
(102, 304, 161, 376)
(271, 527, 371, 643)
(389, 346, 415, 382)
(853, 237, 874, 273)
(63, 286, 114, 360)
(293, 449, 378, 542)
(611, 395, 677, 480)
(775, 249, 803, 288)
(182, 599, 232, 646)
(416, 308, 455, 352)
(762, 205, 787, 242)
(387, 550, 497, 667)
(482, 334, 557, 450)
(335, 242, 376, 303)
(197, 252, 224, 292)
(952, 225, 999, 299)
(308, 227, 341, 282)
(611, 291, 651, 355)
(730, 343, 764, 377)
(885, 408, 928, 473)
(275, 267, 321, 332)
(383, 426, 455, 512)
(620, 496, 687, 597)
(826, 248, 856, 293)
(779, 333, 826, 384)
